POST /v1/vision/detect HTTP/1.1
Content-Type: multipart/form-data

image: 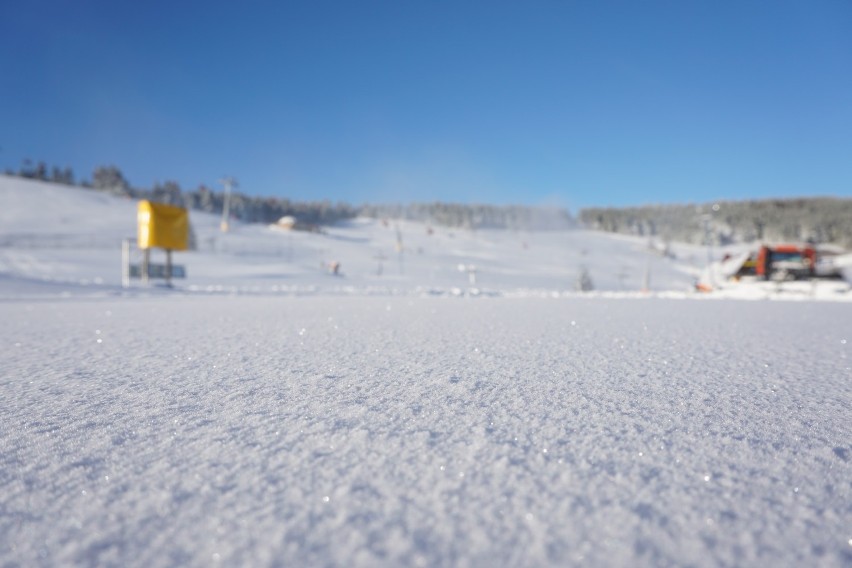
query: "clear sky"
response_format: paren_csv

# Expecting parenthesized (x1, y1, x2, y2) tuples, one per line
(2, 1, 851, 210)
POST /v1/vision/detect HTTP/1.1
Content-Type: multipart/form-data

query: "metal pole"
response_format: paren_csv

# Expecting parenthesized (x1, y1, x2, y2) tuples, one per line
(121, 239, 131, 288)
(165, 249, 173, 287)
(142, 248, 150, 285)
(703, 214, 714, 287)
(219, 176, 238, 233)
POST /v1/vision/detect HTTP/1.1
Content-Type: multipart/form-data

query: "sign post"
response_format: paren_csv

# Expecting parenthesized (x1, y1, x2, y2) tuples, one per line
(132, 201, 189, 287)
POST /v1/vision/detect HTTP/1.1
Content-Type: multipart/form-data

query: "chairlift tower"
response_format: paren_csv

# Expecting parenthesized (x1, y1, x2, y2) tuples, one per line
(219, 176, 238, 232)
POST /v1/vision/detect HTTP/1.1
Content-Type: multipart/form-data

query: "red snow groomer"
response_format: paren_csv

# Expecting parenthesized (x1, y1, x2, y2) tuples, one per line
(755, 244, 816, 281)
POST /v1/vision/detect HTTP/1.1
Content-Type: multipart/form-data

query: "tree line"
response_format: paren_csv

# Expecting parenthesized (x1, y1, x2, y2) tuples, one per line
(4, 161, 574, 231)
(579, 198, 852, 247)
(359, 202, 573, 231)
(6, 161, 358, 226)
(12, 160, 844, 244)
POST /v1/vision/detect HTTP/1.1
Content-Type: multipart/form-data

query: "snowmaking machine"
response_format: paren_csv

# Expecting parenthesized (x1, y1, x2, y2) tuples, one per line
(754, 244, 816, 281)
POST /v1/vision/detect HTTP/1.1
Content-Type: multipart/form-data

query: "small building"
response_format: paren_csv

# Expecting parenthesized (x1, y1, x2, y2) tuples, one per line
(275, 216, 297, 230)
(271, 215, 322, 233)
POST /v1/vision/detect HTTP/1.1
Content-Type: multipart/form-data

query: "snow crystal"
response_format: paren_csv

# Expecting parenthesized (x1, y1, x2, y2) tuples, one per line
(2, 297, 850, 566)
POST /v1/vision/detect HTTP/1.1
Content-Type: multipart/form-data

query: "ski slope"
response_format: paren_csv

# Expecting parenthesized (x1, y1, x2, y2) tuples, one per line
(1, 175, 851, 567)
(3, 176, 850, 301)
(0, 176, 707, 298)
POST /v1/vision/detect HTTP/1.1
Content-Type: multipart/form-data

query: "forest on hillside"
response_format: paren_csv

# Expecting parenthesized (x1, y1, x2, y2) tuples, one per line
(580, 198, 852, 247)
(359, 202, 573, 231)
(6, 160, 851, 245)
(4, 162, 572, 231)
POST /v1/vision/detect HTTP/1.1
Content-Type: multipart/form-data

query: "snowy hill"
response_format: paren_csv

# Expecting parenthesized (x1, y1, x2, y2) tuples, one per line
(0, 175, 707, 298)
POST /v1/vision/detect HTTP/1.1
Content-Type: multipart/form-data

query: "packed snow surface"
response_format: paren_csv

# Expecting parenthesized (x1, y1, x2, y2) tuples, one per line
(2, 296, 851, 567)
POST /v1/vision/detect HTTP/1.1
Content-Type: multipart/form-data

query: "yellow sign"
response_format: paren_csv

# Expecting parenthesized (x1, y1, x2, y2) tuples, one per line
(137, 200, 189, 250)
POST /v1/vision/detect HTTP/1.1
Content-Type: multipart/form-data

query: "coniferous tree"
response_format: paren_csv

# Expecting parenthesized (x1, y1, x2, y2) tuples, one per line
(151, 180, 181, 205)
(92, 166, 131, 196)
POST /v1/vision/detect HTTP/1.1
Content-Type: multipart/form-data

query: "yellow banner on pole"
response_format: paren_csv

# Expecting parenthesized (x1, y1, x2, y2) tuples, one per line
(137, 200, 189, 250)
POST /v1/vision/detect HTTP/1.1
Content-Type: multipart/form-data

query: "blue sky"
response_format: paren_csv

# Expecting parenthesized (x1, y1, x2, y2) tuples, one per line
(2, 1, 851, 210)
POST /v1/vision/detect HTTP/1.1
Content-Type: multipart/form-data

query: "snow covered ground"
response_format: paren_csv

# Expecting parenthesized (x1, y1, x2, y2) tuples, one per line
(2, 297, 851, 567)
(3, 175, 850, 301)
(1, 175, 851, 566)
(0, 175, 713, 299)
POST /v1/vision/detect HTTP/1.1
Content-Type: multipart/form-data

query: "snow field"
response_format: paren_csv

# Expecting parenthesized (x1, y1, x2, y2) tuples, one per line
(0, 176, 706, 298)
(2, 296, 851, 567)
